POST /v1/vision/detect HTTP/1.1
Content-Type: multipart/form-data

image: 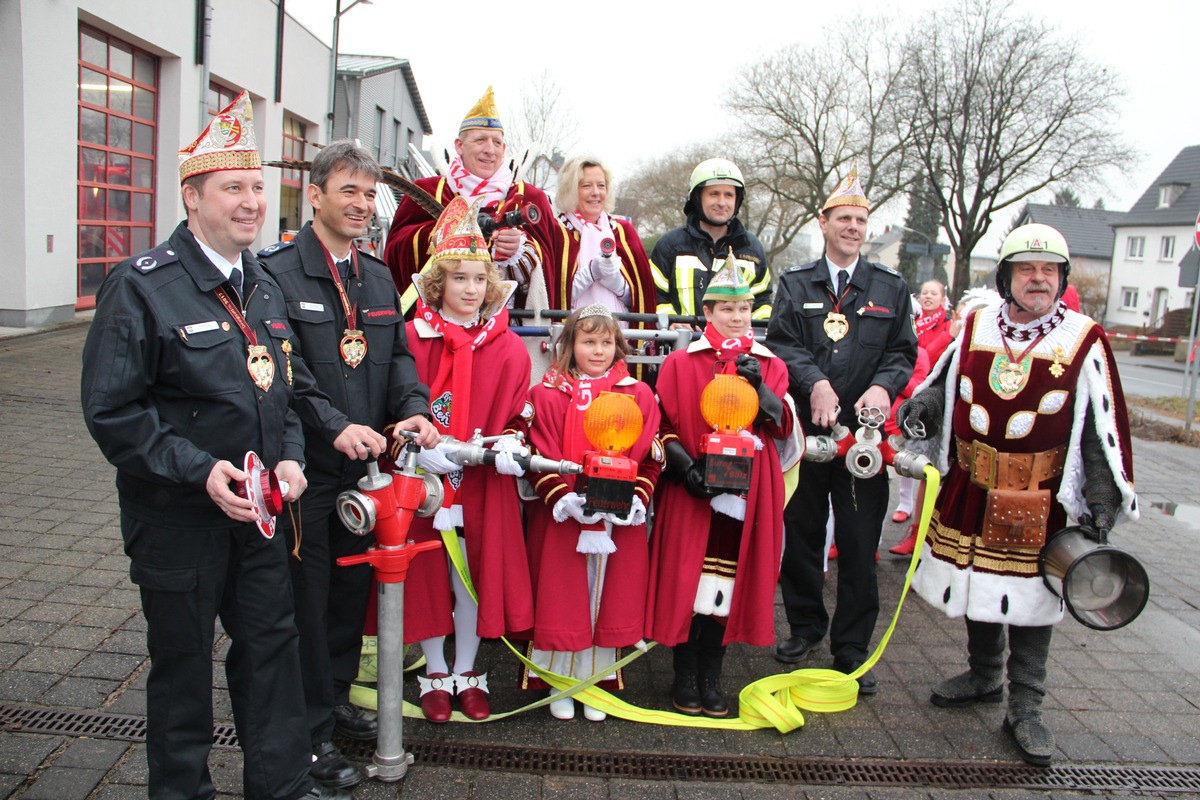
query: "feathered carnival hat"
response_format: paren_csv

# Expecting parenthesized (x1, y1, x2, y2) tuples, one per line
(459, 86, 503, 135)
(821, 163, 869, 212)
(178, 91, 260, 183)
(703, 249, 753, 301)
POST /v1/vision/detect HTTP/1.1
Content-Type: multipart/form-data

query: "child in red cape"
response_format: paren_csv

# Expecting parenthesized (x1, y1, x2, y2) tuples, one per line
(522, 304, 662, 721)
(645, 251, 797, 717)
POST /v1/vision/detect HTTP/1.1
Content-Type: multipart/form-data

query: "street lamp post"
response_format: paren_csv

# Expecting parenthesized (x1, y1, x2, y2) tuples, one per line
(328, 0, 372, 142)
(894, 224, 949, 287)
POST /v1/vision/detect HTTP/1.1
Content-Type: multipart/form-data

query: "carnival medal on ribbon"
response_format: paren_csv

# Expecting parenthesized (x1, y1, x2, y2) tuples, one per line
(246, 345, 275, 391)
(339, 329, 367, 368)
(824, 312, 849, 342)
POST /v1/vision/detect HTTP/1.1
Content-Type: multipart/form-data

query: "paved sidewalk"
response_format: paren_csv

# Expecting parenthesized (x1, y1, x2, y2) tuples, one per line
(1, 323, 1199, 799)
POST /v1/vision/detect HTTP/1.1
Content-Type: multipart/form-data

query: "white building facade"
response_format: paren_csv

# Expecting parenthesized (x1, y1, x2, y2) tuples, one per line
(1104, 146, 1200, 329)
(2, 0, 327, 326)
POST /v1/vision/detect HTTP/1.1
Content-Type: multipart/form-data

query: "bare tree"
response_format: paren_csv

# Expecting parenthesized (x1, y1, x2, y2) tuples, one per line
(726, 15, 914, 234)
(897, 0, 1135, 297)
(505, 70, 581, 189)
(616, 143, 713, 240)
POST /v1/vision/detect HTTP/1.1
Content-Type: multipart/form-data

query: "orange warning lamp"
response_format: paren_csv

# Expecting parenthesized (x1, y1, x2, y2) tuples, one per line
(577, 392, 643, 517)
(700, 374, 759, 493)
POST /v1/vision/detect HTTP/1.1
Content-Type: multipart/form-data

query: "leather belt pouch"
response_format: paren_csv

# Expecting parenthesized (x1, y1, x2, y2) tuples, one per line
(981, 488, 1050, 549)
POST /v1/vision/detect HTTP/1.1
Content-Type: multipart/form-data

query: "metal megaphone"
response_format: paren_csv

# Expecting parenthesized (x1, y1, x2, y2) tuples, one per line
(1039, 525, 1149, 631)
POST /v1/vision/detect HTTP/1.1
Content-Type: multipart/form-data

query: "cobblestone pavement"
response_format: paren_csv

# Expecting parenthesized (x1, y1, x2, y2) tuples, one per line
(1, 323, 1198, 799)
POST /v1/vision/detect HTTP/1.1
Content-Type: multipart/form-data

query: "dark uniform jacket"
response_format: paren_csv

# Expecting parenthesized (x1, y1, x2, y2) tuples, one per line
(260, 223, 429, 484)
(766, 255, 917, 430)
(649, 214, 772, 319)
(81, 221, 337, 528)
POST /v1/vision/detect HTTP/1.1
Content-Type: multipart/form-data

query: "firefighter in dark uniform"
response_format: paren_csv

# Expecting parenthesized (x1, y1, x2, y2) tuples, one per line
(650, 158, 772, 327)
(259, 141, 439, 790)
(765, 167, 916, 694)
(81, 92, 352, 800)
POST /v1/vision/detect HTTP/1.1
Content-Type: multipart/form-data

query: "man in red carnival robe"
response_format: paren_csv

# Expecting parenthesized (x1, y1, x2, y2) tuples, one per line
(383, 86, 560, 312)
(647, 252, 797, 718)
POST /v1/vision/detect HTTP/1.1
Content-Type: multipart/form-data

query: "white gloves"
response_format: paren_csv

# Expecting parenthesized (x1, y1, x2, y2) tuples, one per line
(711, 493, 747, 521)
(552, 492, 603, 525)
(491, 437, 529, 477)
(589, 253, 628, 295)
(416, 442, 459, 475)
(607, 495, 646, 527)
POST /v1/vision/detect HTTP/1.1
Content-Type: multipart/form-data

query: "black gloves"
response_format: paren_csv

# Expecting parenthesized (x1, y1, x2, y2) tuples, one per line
(735, 354, 762, 389)
(1079, 408, 1122, 543)
(664, 440, 719, 499)
(897, 386, 944, 439)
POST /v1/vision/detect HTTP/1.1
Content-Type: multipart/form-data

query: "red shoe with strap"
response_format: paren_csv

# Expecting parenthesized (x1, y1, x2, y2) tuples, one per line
(455, 671, 491, 720)
(417, 672, 452, 723)
(889, 524, 918, 556)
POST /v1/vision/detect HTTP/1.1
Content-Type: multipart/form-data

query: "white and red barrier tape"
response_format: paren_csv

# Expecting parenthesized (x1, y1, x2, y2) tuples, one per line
(1108, 333, 1182, 343)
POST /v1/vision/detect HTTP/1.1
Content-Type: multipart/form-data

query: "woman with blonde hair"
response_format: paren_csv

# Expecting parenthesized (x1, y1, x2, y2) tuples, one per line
(552, 156, 657, 316)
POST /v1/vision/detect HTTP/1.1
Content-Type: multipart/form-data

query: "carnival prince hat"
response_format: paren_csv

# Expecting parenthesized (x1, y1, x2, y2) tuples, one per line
(459, 86, 503, 135)
(821, 163, 870, 212)
(703, 249, 753, 302)
(178, 90, 261, 183)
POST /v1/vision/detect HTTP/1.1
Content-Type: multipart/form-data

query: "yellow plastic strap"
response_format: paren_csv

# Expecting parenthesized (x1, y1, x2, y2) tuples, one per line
(351, 466, 940, 730)
(400, 282, 419, 315)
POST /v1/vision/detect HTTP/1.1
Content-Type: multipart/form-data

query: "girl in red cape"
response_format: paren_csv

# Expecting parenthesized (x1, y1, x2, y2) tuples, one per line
(401, 196, 533, 723)
(523, 304, 662, 721)
(646, 252, 797, 718)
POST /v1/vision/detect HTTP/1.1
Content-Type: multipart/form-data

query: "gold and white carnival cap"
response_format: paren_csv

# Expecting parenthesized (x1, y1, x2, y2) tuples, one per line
(429, 195, 492, 265)
(821, 163, 869, 212)
(459, 86, 503, 135)
(703, 249, 753, 301)
(178, 91, 261, 183)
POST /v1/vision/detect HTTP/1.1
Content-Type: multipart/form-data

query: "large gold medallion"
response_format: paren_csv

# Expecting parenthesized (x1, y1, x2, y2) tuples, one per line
(824, 312, 849, 342)
(340, 329, 367, 368)
(989, 354, 1030, 399)
(246, 345, 275, 391)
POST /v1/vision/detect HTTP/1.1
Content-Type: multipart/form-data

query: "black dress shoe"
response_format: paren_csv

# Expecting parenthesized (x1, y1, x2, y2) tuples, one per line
(834, 659, 878, 695)
(303, 785, 354, 800)
(332, 703, 378, 740)
(310, 741, 361, 789)
(302, 785, 353, 800)
(774, 635, 820, 665)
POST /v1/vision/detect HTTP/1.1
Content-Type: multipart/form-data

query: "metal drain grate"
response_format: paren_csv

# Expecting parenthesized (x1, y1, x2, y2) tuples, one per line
(6, 704, 1200, 792)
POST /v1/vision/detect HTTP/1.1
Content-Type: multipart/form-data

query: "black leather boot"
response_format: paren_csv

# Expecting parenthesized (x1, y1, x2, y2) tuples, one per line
(671, 618, 703, 715)
(697, 616, 729, 718)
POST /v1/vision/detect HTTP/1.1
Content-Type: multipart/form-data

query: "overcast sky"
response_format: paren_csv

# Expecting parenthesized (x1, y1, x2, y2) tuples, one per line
(286, 0, 1199, 250)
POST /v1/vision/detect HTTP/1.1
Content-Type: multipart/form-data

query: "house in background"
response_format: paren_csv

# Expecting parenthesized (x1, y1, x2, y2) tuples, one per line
(333, 54, 432, 174)
(1013, 203, 1126, 320)
(1104, 145, 1200, 329)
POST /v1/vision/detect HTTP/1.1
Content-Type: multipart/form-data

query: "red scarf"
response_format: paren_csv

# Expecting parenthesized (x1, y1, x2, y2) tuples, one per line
(915, 309, 945, 338)
(415, 297, 510, 440)
(703, 323, 754, 375)
(542, 360, 631, 462)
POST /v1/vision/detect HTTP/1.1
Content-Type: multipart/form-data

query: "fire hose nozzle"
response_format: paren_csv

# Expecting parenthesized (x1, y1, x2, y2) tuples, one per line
(440, 437, 583, 475)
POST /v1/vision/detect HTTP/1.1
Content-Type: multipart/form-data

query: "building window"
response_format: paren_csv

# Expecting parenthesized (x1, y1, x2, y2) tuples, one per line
(1160, 236, 1176, 261)
(375, 106, 385, 162)
(1126, 236, 1145, 259)
(208, 81, 239, 115)
(1120, 287, 1139, 310)
(393, 120, 402, 168)
(280, 115, 307, 234)
(77, 24, 157, 309)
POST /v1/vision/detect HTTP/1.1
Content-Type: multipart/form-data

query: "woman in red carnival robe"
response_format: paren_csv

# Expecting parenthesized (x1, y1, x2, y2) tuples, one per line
(890, 278, 953, 553)
(646, 253, 796, 718)
(401, 196, 533, 723)
(551, 157, 657, 318)
(522, 304, 662, 721)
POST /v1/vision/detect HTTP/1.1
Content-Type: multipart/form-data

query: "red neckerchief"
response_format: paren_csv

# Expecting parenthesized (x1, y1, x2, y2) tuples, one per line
(915, 309, 945, 338)
(319, 243, 359, 330)
(703, 323, 754, 374)
(542, 361, 631, 462)
(415, 297, 509, 440)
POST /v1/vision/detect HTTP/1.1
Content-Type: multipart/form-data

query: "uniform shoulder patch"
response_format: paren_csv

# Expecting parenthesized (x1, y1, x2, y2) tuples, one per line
(871, 261, 901, 277)
(257, 240, 295, 258)
(131, 244, 180, 273)
(787, 261, 817, 273)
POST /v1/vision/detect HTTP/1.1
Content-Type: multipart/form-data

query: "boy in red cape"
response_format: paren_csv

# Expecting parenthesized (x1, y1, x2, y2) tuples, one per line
(646, 251, 798, 717)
